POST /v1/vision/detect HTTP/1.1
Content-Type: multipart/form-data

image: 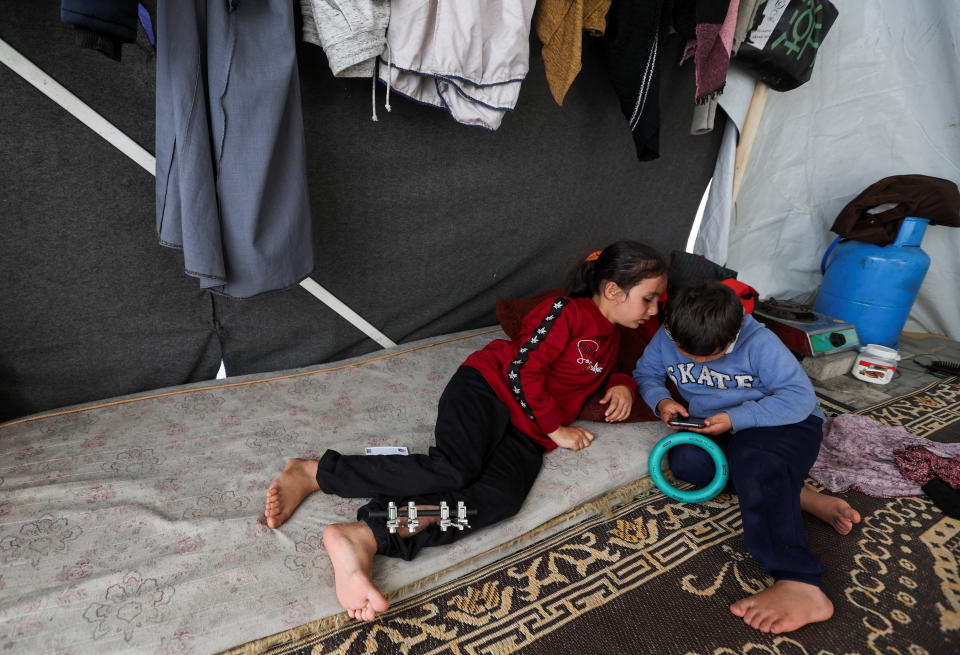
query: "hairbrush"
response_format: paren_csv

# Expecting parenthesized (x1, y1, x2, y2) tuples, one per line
(921, 359, 960, 376)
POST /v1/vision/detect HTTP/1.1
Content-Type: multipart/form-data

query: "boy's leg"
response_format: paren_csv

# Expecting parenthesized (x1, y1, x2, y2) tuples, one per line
(726, 416, 834, 633)
(667, 433, 734, 494)
(727, 416, 825, 585)
(668, 434, 860, 536)
(799, 484, 861, 535)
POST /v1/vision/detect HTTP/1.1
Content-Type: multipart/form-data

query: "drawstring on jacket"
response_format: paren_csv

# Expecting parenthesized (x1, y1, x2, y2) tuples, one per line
(371, 43, 393, 122)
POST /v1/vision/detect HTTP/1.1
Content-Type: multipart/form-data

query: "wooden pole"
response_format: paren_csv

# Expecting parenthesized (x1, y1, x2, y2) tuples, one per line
(731, 81, 769, 212)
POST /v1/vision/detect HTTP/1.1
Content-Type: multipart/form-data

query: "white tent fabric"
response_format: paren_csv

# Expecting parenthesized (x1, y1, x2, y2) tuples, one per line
(692, 63, 755, 266)
(699, 0, 960, 340)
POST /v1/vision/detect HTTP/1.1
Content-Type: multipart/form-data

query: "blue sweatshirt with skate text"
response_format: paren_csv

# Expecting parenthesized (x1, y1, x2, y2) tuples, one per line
(632, 314, 823, 432)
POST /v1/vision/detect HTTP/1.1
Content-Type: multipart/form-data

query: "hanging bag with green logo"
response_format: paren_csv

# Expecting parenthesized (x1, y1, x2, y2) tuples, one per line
(735, 0, 839, 92)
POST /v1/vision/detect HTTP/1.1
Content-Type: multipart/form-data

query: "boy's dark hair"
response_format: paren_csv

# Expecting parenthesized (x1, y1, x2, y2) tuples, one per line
(665, 280, 743, 356)
(566, 240, 667, 299)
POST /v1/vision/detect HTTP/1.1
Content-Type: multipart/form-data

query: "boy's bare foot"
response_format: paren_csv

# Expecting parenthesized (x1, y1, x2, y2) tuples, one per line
(800, 484, 861, 535)
(323, 522, 389, 621)
(730, 580, 833, 633)
(264, 458, 321, 529)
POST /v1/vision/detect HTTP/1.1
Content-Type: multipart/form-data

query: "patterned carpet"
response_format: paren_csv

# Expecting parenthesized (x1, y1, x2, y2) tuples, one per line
(233, 378, 960, 655)
(852, 376, 960, 443)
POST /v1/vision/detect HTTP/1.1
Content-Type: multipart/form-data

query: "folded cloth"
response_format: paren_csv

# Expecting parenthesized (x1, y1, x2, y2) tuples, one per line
(690, 0, 761, 135)
(810, 413, 960, 497)
(895, 445, 960, 489)
(534, 0, 612, 106)
(674, 0, 734, 103)
(830, 174, 960, 246)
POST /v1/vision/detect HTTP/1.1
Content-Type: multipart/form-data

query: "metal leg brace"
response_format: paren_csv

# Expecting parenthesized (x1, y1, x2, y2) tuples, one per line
(371, 501, 477, 534)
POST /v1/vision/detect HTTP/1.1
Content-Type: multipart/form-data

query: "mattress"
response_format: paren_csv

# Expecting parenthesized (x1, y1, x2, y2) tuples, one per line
(0, 328, 669, 654)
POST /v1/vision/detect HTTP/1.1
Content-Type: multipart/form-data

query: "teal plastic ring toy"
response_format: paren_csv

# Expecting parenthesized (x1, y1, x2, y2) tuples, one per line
(648, 431, 729, 503)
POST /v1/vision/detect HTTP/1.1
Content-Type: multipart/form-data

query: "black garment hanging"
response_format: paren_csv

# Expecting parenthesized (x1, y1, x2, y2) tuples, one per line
(602, 0, 666, 161)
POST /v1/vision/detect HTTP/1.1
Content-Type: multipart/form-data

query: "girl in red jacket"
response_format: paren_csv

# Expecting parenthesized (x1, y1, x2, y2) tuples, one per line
(264, 240, 668, 621)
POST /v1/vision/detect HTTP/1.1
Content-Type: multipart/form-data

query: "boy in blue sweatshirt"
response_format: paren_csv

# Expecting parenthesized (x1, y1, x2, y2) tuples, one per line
(633, 280, 860, 635)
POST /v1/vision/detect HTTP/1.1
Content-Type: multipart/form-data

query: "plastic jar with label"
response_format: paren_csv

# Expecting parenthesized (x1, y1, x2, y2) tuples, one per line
(851, 344, 900, 384)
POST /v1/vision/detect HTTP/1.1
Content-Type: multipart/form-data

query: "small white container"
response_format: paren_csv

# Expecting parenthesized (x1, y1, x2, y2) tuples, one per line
(851, 344, 900, 384)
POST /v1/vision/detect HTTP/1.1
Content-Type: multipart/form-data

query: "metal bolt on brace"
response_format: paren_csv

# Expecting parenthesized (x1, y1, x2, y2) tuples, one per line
(439, 501, 451, 531)
(386, 502, 400, 534)
(406, 501, 419, 534)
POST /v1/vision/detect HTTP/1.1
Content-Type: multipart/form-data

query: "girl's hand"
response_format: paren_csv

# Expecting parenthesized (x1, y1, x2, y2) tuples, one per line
(548, 425, 596, 451)
(655, 398, 687, 427)
(600, 385, 633, 422)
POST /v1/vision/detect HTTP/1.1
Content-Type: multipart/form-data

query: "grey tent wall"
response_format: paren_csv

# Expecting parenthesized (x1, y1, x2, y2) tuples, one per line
(0, 3, 721, 422)
(1, 3, 225, 422)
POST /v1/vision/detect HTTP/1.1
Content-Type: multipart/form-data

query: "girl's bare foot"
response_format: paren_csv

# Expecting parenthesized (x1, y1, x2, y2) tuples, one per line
(323, 522, 389, 621)
(730, 579, 833, 633)
(800, 484, 861, 535)
(264, 458, 321, 528)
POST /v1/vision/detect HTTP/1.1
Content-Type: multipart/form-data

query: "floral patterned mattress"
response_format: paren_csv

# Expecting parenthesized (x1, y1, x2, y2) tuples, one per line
(0, 328, 669, 654)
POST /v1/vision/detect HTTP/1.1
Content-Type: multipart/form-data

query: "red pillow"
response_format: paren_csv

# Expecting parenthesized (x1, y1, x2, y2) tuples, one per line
(495, 289, 661, 423)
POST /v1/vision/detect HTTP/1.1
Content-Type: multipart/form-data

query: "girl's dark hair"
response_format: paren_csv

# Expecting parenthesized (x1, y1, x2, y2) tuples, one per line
(665, 280, 743, 356)
(566, 240, 667, 299)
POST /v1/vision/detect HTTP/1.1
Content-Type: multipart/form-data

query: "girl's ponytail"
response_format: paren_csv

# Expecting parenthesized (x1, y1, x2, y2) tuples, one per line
(566, 241, 666, 298)
(566, 255, 598, 299)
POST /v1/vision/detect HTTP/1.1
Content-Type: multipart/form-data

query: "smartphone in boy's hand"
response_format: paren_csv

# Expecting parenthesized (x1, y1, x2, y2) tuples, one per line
(668, 417, 707, 429)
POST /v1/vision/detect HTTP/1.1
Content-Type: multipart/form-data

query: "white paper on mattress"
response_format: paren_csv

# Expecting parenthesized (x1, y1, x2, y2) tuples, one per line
(0, 328, 669, 654)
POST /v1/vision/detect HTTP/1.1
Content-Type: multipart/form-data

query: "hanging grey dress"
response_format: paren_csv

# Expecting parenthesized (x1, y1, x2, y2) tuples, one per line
(155, 0, 314, 298)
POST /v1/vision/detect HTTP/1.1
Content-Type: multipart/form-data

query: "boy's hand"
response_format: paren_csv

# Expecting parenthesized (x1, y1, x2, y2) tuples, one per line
(548, 425, 596, 451)
(694, 412, 732, 435)
(655, 398, 688, 426)
(599, 385, 633, 422)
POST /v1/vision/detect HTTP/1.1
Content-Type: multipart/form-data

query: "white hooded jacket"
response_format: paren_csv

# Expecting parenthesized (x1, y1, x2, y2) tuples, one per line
(378, 0, 538, 130)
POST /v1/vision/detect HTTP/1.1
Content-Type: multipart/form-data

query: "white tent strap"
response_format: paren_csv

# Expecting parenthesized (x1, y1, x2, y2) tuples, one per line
(0, 37, 155, 174)
(0, 37, 396, 350)
(298, 278, 396, 348)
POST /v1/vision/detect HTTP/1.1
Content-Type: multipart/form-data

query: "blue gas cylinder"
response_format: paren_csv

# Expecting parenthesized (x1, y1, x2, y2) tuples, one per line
(814, 217, 931, 348)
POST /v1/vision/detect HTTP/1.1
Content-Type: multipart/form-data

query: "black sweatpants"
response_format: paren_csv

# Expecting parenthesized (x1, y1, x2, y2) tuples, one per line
(667, 415, 825, 587)
(315, 366, 545, 560)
